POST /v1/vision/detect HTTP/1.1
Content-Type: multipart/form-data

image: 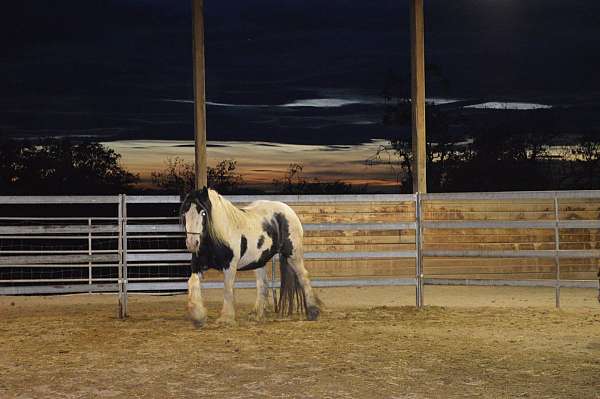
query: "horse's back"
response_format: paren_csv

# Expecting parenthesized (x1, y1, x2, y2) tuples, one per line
(245, 200, 299, 219)
(244, 200, 303, 238)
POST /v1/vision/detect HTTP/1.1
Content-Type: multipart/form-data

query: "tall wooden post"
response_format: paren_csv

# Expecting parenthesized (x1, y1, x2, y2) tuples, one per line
(410, 0, 427, 193)
(192, 0, 207, 189)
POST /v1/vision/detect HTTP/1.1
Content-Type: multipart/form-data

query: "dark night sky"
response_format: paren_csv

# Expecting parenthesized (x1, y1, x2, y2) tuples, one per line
(2, 0, 600, 143)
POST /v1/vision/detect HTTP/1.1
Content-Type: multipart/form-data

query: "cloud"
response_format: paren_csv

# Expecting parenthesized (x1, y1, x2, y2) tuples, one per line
(465, 102, 553, 110)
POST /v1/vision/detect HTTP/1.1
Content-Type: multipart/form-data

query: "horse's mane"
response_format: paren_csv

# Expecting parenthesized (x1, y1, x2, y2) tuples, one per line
(206, 189, 246, 242)
(181, 188, 246, 244)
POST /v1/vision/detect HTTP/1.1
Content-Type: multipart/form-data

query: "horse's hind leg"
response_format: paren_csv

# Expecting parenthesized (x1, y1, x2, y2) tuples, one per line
(597, 268, 600, 304)
(288, 254, 321, 320)
(250, 267, 269, 321)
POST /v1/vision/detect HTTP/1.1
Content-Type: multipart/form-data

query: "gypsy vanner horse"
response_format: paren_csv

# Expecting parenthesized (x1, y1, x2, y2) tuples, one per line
(181, 187, 321, 326)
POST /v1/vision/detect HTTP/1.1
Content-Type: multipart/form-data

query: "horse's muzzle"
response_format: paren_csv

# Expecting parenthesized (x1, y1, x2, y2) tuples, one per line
(186, 236, 200, 253)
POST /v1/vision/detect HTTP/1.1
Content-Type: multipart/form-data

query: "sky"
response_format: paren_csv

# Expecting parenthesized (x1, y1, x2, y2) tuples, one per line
(2, 0, 600, 188)
(104, 139, 401, 189)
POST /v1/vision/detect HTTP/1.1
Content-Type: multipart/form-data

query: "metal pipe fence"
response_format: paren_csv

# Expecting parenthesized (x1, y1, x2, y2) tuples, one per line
(0, 191, 598, 318)
(419, 191, 600, 308)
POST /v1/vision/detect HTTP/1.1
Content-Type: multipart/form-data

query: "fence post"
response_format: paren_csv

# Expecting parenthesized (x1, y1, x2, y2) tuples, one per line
(117, 194, 125, 318)
(553, 195, 561, 308)
(88, 218, 92, 293)
(121, 194, 129, 318)
(415, 192, 424, 308)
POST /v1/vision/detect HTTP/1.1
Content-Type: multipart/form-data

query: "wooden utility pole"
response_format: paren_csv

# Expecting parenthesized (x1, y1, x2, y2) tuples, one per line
(410, 0, 427, 193)
(192, 0, 207, 189)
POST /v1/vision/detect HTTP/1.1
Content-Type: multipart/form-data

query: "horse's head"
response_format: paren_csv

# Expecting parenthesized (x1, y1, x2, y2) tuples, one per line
(181, 187, 211, 253)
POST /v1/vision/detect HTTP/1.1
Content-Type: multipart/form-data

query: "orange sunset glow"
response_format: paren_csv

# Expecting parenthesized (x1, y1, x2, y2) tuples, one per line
(104, 140, 402, 191)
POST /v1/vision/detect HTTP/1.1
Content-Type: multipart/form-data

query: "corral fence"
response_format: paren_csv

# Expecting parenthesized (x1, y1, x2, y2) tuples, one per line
(1, 191, 599, 318)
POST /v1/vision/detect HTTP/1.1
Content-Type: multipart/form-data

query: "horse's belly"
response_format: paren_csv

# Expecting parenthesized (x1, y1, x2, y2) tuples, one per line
(237, 245, 274, 271)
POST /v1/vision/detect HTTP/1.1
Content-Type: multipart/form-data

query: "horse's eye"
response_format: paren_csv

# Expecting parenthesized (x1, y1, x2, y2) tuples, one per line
(200, 210, 206, 217)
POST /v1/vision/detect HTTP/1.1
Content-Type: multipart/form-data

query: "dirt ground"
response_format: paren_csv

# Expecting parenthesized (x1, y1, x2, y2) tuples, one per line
(1, 286, 599, 399)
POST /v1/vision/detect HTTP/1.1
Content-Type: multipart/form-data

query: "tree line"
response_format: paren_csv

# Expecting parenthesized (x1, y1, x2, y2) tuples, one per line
(150, 158, 361, 195)
(0, 139, 360, 195)
(1, 136, 599, 195)
(368, 133, 600, 193)
(375, 95, 600, 193)
(0, 139, 137, 194)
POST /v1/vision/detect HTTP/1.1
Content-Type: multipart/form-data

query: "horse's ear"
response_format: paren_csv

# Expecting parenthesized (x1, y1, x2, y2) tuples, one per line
(200, 187, 210, 199)
(196, 186, 209, 201)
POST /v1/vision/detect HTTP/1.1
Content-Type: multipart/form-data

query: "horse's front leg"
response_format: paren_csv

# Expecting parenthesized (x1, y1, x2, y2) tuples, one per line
(217, 261, 238, 326)
(187, 272, 207, 327)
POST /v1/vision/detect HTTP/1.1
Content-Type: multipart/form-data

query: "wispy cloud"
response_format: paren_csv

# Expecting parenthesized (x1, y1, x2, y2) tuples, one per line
(465, 101, 552, 110)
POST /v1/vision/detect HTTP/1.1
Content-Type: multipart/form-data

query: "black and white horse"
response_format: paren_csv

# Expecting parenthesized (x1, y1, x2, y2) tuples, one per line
(180, 187, 321, 326)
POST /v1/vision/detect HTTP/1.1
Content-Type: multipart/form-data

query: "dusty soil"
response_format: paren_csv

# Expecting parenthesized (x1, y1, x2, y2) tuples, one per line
(1, 286, 599, 398)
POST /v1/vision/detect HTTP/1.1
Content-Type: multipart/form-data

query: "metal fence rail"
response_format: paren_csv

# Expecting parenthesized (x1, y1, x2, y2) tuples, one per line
(0, 195, 126, 316)
(420, 191, 600, 308)
(1, 191, 599, 317)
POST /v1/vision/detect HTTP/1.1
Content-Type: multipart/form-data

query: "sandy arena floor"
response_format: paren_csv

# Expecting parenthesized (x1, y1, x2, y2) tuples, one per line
(1, 286, 599, 398)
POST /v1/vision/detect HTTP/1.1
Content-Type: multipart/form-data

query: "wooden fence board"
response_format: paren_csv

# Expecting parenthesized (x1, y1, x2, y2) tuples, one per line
(423, 212, 556, 221)
(304, 230, 414, 237)
(303, 235, 413, 245)
(290, 203, 415, 214)
(297, 212, 414, 223)
(305, 243, 415, 252)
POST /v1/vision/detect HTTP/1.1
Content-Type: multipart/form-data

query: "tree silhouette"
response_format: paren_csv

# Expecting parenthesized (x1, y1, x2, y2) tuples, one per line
(272, 163, 361, 194)
(150, 157, 195, 194)
(151, 158, 244, 194)
(569, 135, 600, 189)
(373, 67, 591, 192)
(0, 139, 138, 194)
(207, 160, 245, 193)
(377, 66, 466, 192)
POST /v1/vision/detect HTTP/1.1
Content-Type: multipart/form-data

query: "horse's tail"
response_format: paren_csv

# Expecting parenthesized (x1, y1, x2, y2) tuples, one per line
(276, 256, 307, 317)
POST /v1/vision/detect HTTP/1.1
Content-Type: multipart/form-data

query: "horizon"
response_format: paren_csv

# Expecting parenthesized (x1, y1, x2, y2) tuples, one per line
(103, 139, 401, 191)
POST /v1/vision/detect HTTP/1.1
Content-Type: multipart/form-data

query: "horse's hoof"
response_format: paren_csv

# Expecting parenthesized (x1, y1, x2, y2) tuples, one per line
(188, 304, 207, 327)
(189, 310, 207, 328)
(307, 305, 320, 321)
(191, 318, 206, 329)
(248, 305, 267, 322)
(248, 311, 266, 322)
